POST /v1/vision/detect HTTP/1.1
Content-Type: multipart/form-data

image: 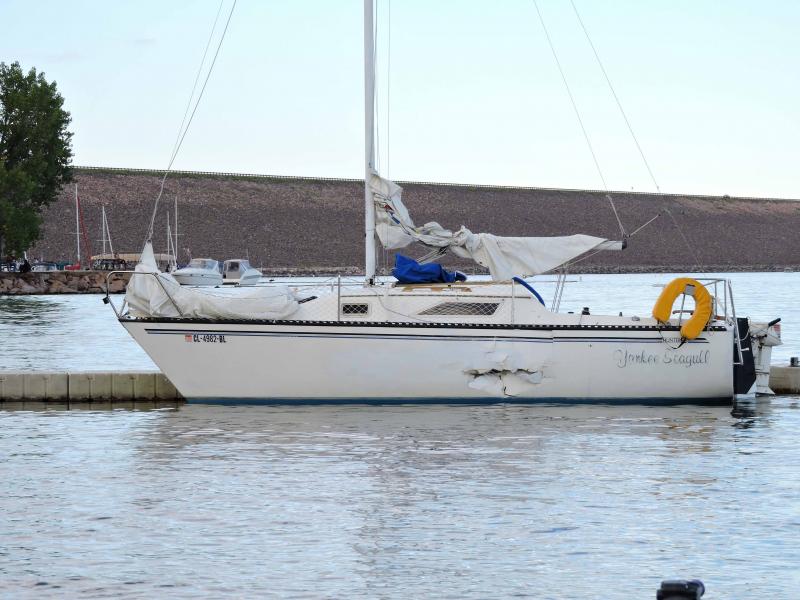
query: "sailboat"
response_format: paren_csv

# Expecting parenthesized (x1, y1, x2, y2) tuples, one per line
(112, 1, 780, 403)
(65, 184, 93, 270)
(90, 205, 120, 270)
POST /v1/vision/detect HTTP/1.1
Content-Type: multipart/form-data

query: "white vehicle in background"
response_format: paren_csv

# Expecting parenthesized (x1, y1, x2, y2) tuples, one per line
(222, 259, 261, 286)
(172, 258, 223, 286)
(31, 262, 60, 272)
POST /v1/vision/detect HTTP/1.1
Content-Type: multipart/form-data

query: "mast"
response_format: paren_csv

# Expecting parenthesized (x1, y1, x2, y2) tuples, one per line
(166, 212, 171, 263)
(363, 0, 376, 284)
(76, 189, 93, 267)
(174, 194, 179, 266)
(105, 208, 115, 256)
(74, 185, 81, 266)
(101, 206, 107, 256)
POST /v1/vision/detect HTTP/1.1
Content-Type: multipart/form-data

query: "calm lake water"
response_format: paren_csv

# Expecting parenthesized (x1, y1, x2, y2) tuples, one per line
(1, 273, 799, 598)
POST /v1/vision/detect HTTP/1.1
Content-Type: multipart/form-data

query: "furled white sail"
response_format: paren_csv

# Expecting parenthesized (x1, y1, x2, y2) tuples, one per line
(125, 243, 298, 320)
(370, 173, 621, 280)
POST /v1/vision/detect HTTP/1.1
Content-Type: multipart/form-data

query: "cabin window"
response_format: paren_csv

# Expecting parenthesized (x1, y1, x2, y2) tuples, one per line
(341, 303, 370, 315)
(419, 301, 500, 316)
(189, 259, 217, 270)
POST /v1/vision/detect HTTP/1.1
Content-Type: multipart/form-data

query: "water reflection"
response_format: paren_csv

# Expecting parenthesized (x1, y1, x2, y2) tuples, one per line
(0, 295, 155, 371)
(127, 403, 742, 456)
(0, 296, 60, 328)
(1, 399, 798, 597)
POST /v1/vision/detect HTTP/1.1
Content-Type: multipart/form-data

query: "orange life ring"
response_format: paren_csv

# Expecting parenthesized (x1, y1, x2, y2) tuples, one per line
(652, 277, 713, 340)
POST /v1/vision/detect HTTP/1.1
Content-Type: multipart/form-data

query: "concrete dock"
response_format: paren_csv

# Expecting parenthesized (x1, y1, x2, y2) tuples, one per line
(0, 371, 181, 401)
(767, 365, 800, 395)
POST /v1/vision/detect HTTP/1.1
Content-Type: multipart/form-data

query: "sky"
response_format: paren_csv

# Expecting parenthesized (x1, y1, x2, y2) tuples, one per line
(2, 0, 798, 199)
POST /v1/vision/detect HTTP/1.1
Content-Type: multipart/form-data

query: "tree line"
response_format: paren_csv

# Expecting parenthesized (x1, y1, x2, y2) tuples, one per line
(0, 61, 73, 260)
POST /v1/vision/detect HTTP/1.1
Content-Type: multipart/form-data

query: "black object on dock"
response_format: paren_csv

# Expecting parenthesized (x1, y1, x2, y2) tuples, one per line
(657, 579, 705, 600)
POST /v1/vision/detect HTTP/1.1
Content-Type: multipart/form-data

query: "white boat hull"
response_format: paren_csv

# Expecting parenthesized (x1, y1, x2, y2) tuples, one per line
(121, 319, 735, 402)
(222, 269, 262, 286)
(172, 271, 223, 286)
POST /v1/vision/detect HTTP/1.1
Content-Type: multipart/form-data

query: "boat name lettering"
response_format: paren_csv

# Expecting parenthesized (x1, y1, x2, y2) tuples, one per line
(663, 349, 709, 367)
(185, 334, 227, 343)
(614, 348, 710, 368)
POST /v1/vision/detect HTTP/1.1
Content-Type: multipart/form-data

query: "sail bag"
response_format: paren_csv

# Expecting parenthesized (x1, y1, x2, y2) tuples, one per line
(371, 173, 621, 280)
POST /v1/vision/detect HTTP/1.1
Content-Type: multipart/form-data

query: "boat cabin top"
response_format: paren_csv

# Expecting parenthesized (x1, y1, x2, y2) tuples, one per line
(223, 259, 255, 277)
(187, 258, 220, 271)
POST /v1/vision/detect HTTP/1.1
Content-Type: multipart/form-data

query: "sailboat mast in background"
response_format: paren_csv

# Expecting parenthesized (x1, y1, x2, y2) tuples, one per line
(104, 206, 114, 256)
(74, 185, 81, 266)
(101, 206, 107, 256)
(174, 194, 179, 267)
(166, 211, 172, 265)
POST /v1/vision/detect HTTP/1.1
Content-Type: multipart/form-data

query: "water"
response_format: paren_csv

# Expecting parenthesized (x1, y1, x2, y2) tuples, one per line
(1, 402, 800, 598)
(1, 272, 800, 598)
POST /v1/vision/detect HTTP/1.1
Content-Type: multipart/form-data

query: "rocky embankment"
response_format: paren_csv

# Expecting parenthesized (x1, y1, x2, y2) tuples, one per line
(0, 271, 130, 295)
(27, 166, 800, 274)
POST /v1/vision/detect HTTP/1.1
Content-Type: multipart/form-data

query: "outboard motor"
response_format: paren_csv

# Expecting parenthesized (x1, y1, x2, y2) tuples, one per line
(733, 317, 757, 397)
(749, 318, 782, 394)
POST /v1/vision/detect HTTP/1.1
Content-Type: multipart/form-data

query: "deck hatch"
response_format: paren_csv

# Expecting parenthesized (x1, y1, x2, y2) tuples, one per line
(341, 302, 370, 315)
(419, 301, 500, 316)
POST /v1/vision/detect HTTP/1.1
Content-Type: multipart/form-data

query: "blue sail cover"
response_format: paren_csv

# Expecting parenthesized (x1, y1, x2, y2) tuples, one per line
(392, 254, 467, 284)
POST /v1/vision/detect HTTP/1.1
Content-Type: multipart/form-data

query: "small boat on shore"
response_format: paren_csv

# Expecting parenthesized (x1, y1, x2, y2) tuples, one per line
(172, 258, 223, 286)
(222, 259, 261, 286)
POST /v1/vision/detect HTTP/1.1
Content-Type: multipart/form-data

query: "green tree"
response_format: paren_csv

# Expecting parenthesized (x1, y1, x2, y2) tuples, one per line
(0, 61, 73, 258)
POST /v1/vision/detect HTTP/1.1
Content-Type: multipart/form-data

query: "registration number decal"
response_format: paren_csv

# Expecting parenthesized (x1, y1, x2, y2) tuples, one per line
(184, 334, 226, 343)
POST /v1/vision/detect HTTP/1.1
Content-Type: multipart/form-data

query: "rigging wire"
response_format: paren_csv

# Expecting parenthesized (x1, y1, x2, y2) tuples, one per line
(665, 207, 702, 270)
(627, 211, 662, 238)
(531, 5, 694, 285)
(144, 0, 237, 245)
(169, 0, 225, 175)
(567, 205, 700, 270)
(569, 0, 661, 193)
(569, 0, 679, 268)
(531, 0, 626, 239)
(384, 0, 392, 275)
(560, 2, 680, 278)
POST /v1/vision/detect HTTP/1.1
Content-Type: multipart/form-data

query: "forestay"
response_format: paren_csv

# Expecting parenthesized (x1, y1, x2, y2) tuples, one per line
(125, 243, 298, 320)
(371, 173, 621, 280)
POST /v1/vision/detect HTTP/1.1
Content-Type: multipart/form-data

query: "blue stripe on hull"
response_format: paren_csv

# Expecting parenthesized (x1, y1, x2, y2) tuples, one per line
(144, 328, 710, 344)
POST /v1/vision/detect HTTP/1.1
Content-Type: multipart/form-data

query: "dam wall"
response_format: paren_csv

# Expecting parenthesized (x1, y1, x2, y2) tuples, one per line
(28, 166, 800, 274)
